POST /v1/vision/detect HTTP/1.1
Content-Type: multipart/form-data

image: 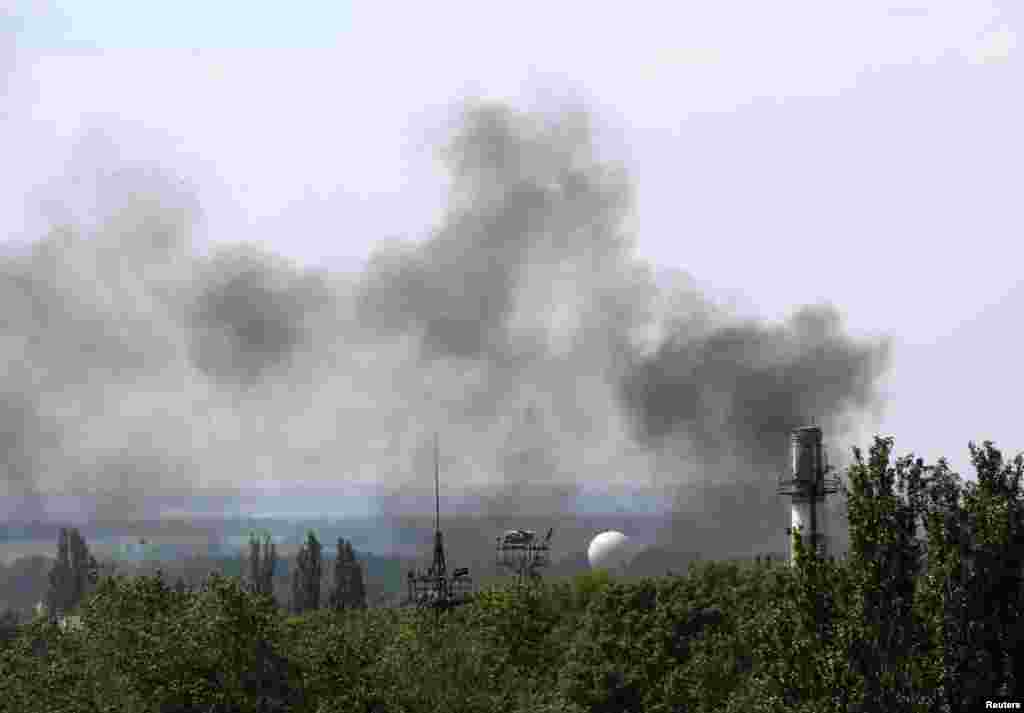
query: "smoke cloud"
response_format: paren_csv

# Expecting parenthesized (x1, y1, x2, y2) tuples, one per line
(0, 97, 890, 557)
(622, 304, 890, 470)
(188, 248, 334, 386)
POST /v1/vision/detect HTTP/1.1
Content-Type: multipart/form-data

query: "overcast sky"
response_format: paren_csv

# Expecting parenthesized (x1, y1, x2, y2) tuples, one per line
(1, 0, 1020, 510)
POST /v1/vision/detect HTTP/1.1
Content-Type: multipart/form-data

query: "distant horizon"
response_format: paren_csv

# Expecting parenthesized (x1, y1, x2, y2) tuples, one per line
(0, 501, 731, 567)
(11, 483, 681, 525)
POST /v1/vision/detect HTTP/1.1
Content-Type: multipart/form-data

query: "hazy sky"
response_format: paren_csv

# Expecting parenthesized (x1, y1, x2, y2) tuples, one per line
(1, 1, 1020, 526)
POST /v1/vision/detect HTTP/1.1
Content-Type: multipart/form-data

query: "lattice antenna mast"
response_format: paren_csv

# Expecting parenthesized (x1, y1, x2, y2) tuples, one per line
(406, 431, 473, 610)
(435, 432, 440, 534)
(432, 432, 447, 589)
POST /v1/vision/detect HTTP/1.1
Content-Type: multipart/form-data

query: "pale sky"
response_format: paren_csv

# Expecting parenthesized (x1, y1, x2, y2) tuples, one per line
(2, 0, 1020, 486)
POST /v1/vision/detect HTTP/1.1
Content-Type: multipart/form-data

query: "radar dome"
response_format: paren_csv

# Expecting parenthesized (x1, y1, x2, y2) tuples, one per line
(587, 530, 636, 573)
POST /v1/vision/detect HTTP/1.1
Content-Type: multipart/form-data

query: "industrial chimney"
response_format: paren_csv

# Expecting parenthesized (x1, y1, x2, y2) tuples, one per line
(777, 426, 840, 565)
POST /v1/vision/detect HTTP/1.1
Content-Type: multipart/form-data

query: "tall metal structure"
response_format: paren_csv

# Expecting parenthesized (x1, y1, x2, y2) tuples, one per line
(495, 526, 554, 587)
(406, 433, 474, 611)
(777, 426, 840, 566)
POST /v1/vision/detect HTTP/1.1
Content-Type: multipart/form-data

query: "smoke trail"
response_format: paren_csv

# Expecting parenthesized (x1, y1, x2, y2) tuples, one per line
(0, 97, 890, 561)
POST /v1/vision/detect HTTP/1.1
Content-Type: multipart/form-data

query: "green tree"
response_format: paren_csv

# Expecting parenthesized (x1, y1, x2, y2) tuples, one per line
(2, 569, 306, 713)
(328, 537, 350, 610)
(833, 437, 933, 711)
(962, 441, 1024, 701)
(44, 528, 98, 621)
(330, 538, 367, 610)
(347, 541, 367, 610)
(746, 437, 941, 711)
(915, 441, 1024, 709)
(246, 529, 277, 601)
(291, 530, 322, 615)
(750, 435, 1024, 711)
(558, 572, 735, 713)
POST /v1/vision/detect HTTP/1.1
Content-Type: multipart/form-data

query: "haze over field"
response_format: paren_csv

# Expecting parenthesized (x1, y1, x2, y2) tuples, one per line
(1, 1, 1020, 563)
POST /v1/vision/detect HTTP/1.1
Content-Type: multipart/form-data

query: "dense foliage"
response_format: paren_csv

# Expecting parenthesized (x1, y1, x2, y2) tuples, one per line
(1, 435, 1021, 711)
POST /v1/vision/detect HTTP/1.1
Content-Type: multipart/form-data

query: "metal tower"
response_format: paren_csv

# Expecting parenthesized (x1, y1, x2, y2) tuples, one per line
(406, 433, 473, 611)
(495, 526, 554, 587)
(777, 426, 840, 565)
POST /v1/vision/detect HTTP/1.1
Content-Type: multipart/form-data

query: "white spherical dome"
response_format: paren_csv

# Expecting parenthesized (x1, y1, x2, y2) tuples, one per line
(587, 530, 636, 572)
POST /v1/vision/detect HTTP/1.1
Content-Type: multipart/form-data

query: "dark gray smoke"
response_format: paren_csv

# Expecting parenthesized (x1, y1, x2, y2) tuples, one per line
(188, 247, 334, 387)
(621, 304, 891, 470)
(357, 103, 634, 363)
(0, 97, 890, 559)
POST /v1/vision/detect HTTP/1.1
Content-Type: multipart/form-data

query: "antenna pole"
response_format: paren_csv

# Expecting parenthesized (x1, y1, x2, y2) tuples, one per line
(431, 430, 447, 597)
(406, 428, 472, 612)
(434, 431, 440, 533)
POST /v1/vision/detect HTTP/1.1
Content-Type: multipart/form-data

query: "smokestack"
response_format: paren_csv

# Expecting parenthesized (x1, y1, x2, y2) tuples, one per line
(778, 426, 840, 565)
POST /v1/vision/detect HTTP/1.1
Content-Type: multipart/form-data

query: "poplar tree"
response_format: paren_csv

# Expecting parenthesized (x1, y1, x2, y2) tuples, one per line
(44, 529, 71, 620)
(291, 531, 321, 614)
(247, 530, 277, 600)
(347, 540, 367, 609)
(915, 442, 1024, 709)
(44, 527, 98, 620)
(290, 554, 303, 615)
(834, 437, 931, 711)
(329, 537, 349, 610)
(329, 538, 367, 610)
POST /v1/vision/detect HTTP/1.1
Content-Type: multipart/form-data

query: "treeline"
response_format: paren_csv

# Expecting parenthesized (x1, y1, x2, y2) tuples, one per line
(1, 528, 366, 629)
(0, 435, 1021, 712)
(744, 436, 1023, 711)
(287, 530, 367, 614)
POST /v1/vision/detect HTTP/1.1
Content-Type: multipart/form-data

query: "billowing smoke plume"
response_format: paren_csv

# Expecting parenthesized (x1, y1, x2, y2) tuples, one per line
(188, 249, 334, 386)
(0, 99, 890, 558)
(622, 304, 890, 469)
